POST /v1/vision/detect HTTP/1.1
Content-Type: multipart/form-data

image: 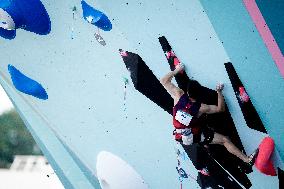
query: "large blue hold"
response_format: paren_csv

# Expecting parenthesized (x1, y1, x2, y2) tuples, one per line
(81, 0, 112, 31)
(0, 0, 51, 40)
(8, 64, 48, 100)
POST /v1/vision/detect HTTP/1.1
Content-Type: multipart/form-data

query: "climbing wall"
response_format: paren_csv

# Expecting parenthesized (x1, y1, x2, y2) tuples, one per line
(0, 0, 283, 188)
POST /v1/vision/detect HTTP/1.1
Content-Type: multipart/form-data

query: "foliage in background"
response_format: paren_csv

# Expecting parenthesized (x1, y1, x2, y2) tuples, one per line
(0, 109, 42, 168)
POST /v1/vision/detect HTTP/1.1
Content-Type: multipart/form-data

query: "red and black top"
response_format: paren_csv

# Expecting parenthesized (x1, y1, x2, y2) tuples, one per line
(173, 94, 202, 135)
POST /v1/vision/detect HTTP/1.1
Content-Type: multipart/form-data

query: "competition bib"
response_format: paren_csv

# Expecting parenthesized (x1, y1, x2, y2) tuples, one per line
(175, 110, 193, 126)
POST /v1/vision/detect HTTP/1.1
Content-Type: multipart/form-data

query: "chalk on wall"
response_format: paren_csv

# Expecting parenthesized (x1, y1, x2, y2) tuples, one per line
(70, 6, 77, 39)
(8, 64, 48, 100)
(0, 0, 51, 40)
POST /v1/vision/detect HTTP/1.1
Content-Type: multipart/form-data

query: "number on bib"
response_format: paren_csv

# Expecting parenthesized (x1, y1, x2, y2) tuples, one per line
(175, 110, 193, 126)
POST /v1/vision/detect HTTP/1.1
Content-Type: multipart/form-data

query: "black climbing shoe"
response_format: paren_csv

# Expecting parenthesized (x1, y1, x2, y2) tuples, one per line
(248, 149, 259, 166)
(241, 149, 259, 174)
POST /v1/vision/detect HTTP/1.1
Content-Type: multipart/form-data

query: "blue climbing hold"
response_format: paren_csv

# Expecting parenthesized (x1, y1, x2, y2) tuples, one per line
(0, 26, 16, 39)
(176, 167, 188, 179)
(81, 0, 112, 31)
(0, 0, 51, 40)
(8, 64, 48, 100)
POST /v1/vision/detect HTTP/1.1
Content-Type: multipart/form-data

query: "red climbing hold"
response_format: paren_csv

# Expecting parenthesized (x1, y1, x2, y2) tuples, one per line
(239, 86, 249, 102)
(255, 137, 277, 176)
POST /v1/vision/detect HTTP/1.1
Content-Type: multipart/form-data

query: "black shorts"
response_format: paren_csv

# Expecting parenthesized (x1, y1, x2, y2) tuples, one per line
(194, 127, 215, 145)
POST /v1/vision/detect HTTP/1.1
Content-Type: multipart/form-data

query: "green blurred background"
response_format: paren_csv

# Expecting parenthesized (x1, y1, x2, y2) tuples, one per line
(0, 109, 42, 168)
